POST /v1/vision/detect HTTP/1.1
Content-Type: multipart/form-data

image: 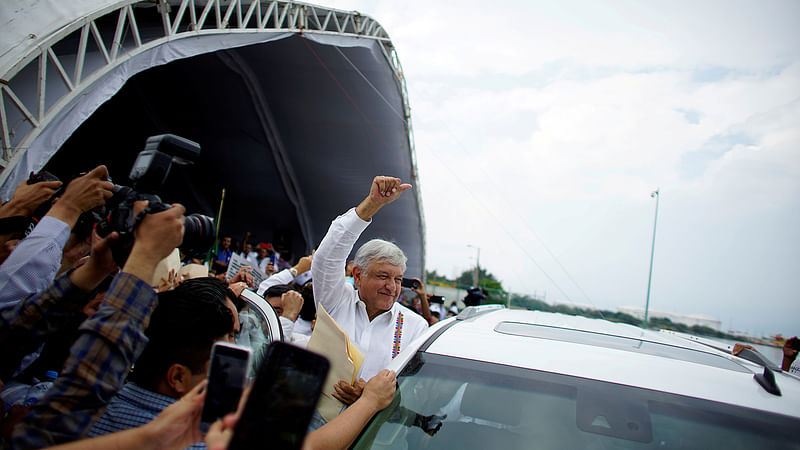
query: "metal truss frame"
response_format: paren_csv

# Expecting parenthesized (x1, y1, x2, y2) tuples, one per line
(0, 0, 414, 183)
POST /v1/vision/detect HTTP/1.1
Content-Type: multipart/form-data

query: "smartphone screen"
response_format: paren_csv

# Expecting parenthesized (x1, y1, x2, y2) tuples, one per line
(229, 342, 330, 450)
(201, 342, 251, 430)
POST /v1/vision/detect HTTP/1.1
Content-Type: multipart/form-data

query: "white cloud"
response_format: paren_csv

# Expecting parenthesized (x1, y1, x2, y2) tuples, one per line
(324, 0, 800, 336)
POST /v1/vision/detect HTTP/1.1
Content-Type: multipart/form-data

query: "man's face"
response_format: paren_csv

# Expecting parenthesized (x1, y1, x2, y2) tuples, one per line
(223, 297, 240, 342)
(353, 261, 403, 314)
(243, 243, 252, 253)
(180, 298, 240, 394)
(258, 247, 267, 258)
(266, 295, 283, 315)
(184, 324, 234, 396)
(221, 237, 231, 249)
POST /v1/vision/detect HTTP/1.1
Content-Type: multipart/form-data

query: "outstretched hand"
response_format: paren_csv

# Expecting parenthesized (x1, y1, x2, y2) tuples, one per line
(47, 165, 114, 228)
(370, 176, 412, 202)
(123, 201, 185, 283)
(361, 369, 397, 411)
(356, 176, 412, 221)
(143, 380, 207, 449)
(280, 290, 304, 321)
(69, 230, 120, 291)
(1, 178, 62, 218)
(333, 378, 366, 405)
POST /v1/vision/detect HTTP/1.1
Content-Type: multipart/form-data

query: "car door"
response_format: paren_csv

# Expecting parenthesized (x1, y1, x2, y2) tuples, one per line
(237, 289, 284, 374)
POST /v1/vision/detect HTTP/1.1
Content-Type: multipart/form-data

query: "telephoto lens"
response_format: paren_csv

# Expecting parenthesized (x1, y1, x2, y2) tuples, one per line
(181, 213, 216, 258)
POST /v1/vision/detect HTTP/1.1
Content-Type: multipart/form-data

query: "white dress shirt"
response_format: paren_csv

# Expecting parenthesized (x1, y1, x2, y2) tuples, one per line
(279, 317, 310, 348)
(312, 208, 428, 380)
(0, 216, 70, 311)
(256, 268, 295, 296)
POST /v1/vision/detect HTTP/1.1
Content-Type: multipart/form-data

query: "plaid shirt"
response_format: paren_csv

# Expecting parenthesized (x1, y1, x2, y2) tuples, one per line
(9, 272, 157, 448)
(89, 383, 206, 449)
(0, 272, 90, 383)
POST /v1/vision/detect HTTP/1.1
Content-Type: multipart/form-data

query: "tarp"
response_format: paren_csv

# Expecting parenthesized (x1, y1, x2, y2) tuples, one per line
(0, 0, 120, 74)
(0, 1, 425, 276)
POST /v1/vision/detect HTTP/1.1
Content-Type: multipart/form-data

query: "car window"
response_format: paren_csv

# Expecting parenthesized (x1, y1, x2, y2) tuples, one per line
(237, 289, 284, 376)
(494, 321, 749, 373)
(354, 352, 800, 449)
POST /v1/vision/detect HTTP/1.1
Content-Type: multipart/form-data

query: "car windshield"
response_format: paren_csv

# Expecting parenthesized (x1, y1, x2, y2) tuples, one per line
(353, 353, 799, 449)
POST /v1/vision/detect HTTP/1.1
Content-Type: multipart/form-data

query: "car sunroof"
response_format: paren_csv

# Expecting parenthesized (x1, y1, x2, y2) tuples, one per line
(494, 321, 749, 373)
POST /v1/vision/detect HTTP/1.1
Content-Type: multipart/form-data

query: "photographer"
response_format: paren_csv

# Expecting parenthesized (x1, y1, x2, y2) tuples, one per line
(0, 165, 114, 311)
(8, 201, 186, 448)
(0, 177, 62, 261)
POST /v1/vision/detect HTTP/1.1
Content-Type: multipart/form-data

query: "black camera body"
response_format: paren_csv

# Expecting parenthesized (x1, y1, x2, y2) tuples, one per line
(401, 278, 421, 289)
(25, 170, 101, 239)
(95, 134, 215, 266)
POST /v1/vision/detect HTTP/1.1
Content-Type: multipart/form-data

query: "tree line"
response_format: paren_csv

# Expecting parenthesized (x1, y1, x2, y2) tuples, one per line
(426, 268, 748, 342)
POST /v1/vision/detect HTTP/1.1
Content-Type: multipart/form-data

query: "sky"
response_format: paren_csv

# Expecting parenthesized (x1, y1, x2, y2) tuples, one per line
(321, 0, 800, 338)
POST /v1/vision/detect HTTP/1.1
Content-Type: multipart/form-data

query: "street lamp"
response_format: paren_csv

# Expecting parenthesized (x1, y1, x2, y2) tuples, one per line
(643, 189, 660, 329)
(467, 244, 480, 287)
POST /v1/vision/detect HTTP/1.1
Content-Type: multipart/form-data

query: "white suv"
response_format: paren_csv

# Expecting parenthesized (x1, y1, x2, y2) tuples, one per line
(352, 305, 800, 449)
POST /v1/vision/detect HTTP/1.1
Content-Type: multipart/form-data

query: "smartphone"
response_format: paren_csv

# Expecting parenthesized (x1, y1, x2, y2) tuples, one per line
(200, 342, 251, 432)
(229, 342, 330, 450)
(401, 278, 420, 289)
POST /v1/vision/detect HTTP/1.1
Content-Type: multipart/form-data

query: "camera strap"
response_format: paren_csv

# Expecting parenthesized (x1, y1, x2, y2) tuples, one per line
(130, 209, 151, 235)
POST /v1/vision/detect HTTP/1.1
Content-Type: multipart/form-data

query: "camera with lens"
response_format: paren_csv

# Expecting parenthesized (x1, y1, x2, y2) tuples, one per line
(95, 134, 216, 266)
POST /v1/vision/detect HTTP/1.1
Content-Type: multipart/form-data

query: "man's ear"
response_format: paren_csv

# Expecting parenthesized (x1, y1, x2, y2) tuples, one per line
(165, 363, 193, 396)
(352, 266, 363, 287)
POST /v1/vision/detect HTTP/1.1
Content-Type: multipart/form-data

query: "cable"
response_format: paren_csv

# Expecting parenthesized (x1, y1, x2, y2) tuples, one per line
(333, 46, 407, 123)
(301, 38, 403, 169)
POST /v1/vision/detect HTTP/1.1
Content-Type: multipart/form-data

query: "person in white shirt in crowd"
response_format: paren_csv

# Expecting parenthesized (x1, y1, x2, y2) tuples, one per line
(311, 175, 428, 407)
(0, 166, 114, 311)
(256, 253, 313, 296)
(248, 243, 277, 275)
(261, 284, 309, 348)
(237, 231, 258, 261)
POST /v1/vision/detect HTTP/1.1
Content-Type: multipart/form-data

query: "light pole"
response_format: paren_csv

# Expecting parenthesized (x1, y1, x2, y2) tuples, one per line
(643, 189, 659, 329)
(467, 244, 480, 287)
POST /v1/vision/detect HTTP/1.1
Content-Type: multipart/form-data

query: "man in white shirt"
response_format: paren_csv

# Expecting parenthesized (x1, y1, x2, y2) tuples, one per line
(312, 176, 429, 406)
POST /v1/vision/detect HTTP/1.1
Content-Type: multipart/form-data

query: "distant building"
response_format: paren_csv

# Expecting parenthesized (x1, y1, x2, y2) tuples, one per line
(618, 306, 721, 331)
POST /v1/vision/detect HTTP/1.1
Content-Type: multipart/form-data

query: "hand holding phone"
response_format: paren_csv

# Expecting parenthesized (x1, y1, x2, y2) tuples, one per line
(229, 342, 330, 450)
(201, 342, 251, 432)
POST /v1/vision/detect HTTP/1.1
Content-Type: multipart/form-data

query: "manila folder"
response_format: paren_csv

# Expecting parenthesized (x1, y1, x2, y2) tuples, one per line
(307, 304, 364, 421)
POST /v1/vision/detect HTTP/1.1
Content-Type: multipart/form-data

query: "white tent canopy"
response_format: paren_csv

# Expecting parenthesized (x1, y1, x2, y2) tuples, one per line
(0, 0, 425, 274)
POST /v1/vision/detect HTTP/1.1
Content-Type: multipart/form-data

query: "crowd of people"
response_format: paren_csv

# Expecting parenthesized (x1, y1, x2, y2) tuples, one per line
(0, 169, 471, 449)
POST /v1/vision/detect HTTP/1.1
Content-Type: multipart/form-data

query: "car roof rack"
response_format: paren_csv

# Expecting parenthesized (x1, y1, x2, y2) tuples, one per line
(456, 304, 504, 321)
(735, 347, 781, 372)
(417, 305, 505, 353)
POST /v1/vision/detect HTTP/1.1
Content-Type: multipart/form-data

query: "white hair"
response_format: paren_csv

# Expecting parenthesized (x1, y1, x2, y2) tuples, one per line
(354, 239, 407, 273)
